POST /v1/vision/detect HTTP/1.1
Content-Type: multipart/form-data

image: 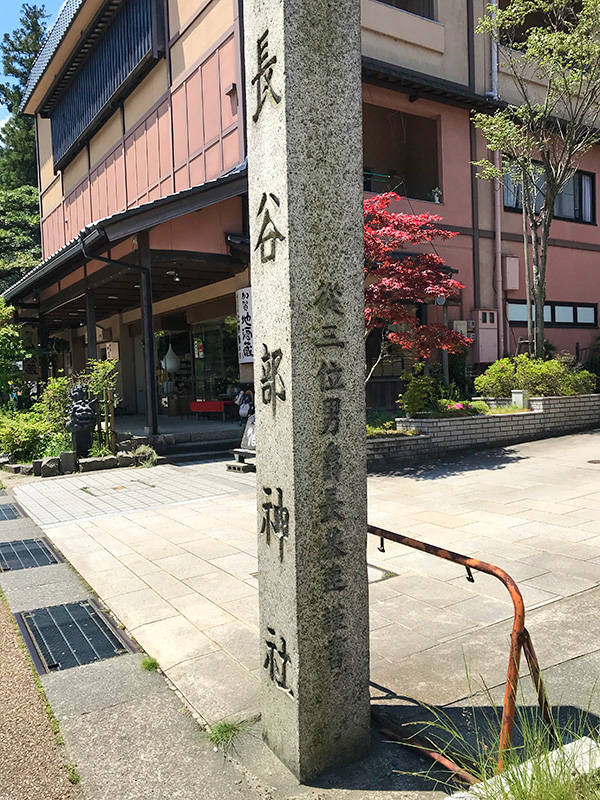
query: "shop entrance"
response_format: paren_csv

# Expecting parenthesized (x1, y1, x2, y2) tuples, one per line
(153, 316, 240, 419)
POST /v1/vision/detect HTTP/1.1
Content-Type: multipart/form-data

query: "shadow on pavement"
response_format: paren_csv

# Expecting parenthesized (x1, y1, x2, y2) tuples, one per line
(370, 446, 527, 481)
(308, 696, 600, 794)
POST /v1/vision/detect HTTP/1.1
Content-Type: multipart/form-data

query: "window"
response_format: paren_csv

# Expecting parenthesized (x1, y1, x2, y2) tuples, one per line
(503, 169, 595, 224)
(363, 104, 440, 202)
(48, 0, 164, 169)
(507, 301, 597, 327)
(555, 173, 594, 222)
(498, 1, 580, 45)
(577, 306, 595, 324)
(377, 0, 435, 19)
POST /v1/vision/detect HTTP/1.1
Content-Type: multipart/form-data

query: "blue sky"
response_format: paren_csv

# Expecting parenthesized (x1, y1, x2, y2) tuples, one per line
(1, 0, 65, 123)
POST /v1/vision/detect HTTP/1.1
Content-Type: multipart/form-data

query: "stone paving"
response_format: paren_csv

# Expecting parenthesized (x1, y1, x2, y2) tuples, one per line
(13, 431, 600, 725)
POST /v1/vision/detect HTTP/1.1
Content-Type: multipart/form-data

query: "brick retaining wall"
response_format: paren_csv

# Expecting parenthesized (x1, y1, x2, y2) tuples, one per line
(366, 394, 600, 469)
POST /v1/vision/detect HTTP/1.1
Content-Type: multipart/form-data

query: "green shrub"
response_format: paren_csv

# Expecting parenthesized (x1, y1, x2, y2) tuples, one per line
(132, 444, 158, 468)
(473, 357, 516, 397)
(42, 432, 72, 458)
(475, 354, 596, 398)
(470, 400, 491, 415)
(0, 412, 52, 462)
(39, 375, 74, 433)
(437, 398, 490, 416)
(89, 442, 112, 458)
(366, 410, 397, 429)
(398, 375, 438, 417)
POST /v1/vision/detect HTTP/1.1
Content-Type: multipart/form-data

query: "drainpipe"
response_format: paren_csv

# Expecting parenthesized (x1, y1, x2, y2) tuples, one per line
(490, 0, 506, 358)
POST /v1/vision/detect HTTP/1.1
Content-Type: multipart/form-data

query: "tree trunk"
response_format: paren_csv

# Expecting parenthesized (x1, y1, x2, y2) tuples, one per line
(364, 327, 387, 385)
(522, 201, 534, 355)
(533, 286, 545, 360)
(530, 223, 545, 359)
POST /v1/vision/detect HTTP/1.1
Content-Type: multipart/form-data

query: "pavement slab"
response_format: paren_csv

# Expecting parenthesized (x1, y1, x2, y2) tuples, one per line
(0, 562, 90, 612)
(8, 432, 600, 798)
(59, 692, 262, 800)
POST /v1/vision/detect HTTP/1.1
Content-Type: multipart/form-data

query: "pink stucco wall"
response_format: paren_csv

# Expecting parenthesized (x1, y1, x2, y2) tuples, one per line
(41, 33, 240, 258)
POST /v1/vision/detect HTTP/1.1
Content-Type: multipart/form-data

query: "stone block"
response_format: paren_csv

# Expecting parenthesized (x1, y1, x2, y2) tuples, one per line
(20, 464, 33, 476)
(153, 435, 167, 454)
(116, 440, 132, 452)
(59, 450, 77, 475)
(32, 459, 42, 476)
(79, 455, 118, 472)
(117, 452, 135, 467)
(3, 463, 21, 474)
(41, 457, 60, 478)
(226, 460, 256, 473)
(131, 436, 149, 447)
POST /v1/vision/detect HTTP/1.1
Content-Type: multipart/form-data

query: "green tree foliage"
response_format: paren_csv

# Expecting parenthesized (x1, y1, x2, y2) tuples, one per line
(0, 298, 26, 399)
(0, 3, 48, 190)
(473, 0, 600, 358)
(474, 354, 595, 397)
(0, 184, 41, 292)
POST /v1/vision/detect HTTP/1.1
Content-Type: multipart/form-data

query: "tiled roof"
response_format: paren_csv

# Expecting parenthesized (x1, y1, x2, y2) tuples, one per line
(21, 0, 86, 112)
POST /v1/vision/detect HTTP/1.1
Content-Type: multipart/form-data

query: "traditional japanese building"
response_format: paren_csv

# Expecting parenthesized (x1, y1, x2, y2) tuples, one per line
(5, 0, 600, 425)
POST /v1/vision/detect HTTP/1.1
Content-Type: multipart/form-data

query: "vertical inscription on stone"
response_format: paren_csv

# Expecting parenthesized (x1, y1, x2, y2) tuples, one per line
(261, 487, 290, 560)
(245, 0, 369, 782)
(252, 30, 282, 123)
(314, 285, 350, 675)
(255, 192, 286, 263)
(264, 626, 293, 696)
(260, 344, 286, 408)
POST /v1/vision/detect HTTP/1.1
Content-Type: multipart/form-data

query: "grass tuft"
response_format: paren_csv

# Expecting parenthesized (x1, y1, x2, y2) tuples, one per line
(206, 719, 251, 751)
(140, 655, 159, 672)
(66, 763, 81, 784)
(394, 680, 600, 800)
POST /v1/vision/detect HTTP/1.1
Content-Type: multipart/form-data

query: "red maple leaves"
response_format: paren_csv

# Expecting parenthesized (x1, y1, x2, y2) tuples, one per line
(364, 192, 470, 358)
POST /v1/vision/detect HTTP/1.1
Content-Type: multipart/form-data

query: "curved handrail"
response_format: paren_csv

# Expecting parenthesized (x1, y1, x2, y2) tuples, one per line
(368, 524, 553, 773)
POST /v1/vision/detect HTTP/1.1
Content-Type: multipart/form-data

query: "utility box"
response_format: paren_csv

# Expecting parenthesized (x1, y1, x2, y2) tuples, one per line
(453, 320, 469, 338)
(474, 309, 499, 364)
(503, 255, 520, 291)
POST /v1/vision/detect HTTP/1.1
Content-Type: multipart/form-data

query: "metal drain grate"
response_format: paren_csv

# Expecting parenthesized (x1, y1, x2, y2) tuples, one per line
(0, 504, 21, 521)
(0, 538, 60, 572)
(17, 601, 132, 673)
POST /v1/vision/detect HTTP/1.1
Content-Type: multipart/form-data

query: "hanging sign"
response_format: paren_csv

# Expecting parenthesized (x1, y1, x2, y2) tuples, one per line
(235, 287, 254, 364)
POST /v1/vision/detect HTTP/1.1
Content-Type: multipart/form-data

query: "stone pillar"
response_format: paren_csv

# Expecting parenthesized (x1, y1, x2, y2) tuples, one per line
(244, 0, 370, 782)
(138, 231, 159, 436)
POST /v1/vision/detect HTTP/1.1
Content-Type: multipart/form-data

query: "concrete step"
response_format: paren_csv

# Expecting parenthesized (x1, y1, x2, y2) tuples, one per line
(163, 437, 241, 455)
(161, 437, 242, 464)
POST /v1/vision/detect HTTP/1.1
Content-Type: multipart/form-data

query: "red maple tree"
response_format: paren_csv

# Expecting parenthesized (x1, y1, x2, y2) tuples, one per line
(364, 192, 470, 382)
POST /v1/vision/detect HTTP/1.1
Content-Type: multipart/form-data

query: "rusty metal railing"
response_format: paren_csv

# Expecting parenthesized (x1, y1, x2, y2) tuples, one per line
(368, 525, 556, 777)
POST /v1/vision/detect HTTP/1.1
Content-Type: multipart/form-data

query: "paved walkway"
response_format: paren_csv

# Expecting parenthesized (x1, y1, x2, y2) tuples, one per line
(13, 433, 600, 728)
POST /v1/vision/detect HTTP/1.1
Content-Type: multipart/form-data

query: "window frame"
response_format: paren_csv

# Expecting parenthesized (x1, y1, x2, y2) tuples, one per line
(372, 0, 436, 21)
(503, 166, 596, 226)
(46, 0, 165, 172)
(507, 300, 598, 328)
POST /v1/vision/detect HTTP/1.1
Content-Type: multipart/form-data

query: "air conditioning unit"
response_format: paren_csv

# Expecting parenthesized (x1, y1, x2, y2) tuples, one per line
(453, 320, 469, 337)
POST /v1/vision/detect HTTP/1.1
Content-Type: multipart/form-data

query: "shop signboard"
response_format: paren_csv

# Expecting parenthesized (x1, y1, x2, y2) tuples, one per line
(235, 287, 254, 364)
